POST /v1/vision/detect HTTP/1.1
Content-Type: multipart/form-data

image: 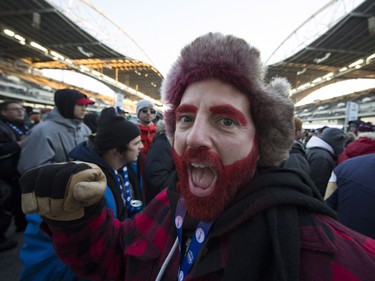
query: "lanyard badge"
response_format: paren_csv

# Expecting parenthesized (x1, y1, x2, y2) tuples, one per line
(175, 197, 213, 281)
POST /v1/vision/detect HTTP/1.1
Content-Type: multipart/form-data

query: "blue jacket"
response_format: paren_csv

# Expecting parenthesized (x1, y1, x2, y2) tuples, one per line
(326, 154, 375, 239)
(19, 140, 120, 281)
(19, 189, 116, 281)
(20, 140, 144, 281)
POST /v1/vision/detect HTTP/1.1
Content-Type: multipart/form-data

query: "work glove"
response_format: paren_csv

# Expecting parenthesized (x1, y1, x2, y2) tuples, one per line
(20, 161, 107, 221)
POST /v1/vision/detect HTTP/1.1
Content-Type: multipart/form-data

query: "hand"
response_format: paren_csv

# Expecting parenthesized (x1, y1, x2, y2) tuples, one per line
(20, 161, 107, 221)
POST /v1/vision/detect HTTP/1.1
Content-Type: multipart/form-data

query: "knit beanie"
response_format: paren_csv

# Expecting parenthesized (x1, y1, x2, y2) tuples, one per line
(321, 128, 347, 156)
(95, 107, 140, 151)
(161, 32, 294, 167)
(54, 89, 94, 119)
(136, 100, 155, 117)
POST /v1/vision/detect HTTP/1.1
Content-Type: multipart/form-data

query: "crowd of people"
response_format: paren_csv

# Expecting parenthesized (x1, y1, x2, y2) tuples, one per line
(1, 32, 375, 280)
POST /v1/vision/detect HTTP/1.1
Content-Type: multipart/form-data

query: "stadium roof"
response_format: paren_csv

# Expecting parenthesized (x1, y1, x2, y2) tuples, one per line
(266, 0, 375, 104)
(0, 0, 163, 103)
(0, 0, 374, 106)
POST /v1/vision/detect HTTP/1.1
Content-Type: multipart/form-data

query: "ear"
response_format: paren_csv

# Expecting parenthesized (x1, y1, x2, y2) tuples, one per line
(112, 148, 122, 155)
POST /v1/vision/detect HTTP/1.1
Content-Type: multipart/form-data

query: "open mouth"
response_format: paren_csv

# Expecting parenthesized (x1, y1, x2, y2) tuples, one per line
(188, 162, 217, 197)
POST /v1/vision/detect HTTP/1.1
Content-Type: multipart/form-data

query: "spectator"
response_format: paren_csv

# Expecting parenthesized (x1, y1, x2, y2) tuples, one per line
(131, 100, 158, 192)
(0, 180, 14, 251)
(316, 126, 328, 137)
(20, 33, 375, 281)
(29, 111, 41, 125)
(83, 112, 98, 134)
(17, 89, 94, 175)
(325, 154, 375, 239)
(337, 122, 375, 164)
(302, 129, 316, 146)
(347, 119, 364, 136)
(40, 107, 52, 119)
(153, 110, 164, 125)
(0, 100, 30, 250)
(19, 107, 144, 280)
(116, 106, 128, 117)
(282, 116, 310, 175)
(144, 120, 177, 203)
(132, 100, 157, 158)
(344, 131, 356, 147)
(73, 107, 145, 218)
(306, 127, 346, 196)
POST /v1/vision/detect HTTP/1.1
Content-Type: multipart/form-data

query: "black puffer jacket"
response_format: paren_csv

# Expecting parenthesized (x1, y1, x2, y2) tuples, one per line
(144, 122, 177, 203)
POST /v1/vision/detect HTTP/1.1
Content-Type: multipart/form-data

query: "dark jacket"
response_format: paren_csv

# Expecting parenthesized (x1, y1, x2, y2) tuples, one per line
(326, 154, 375, 239)
(47, 168, 375, 281)
(144, 133, 177, 203)
(306, 136, 336, 196)
(0, 115, 28, 179)
(69, 140, 144, 220)
(282, 140, 310, 175)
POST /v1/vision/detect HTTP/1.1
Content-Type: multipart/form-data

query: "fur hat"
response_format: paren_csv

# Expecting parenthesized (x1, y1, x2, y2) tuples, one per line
(161, 32, 294, 167)
(54, 89, 94, 119)
(95, 107, 140, 151)
(136, 100, 155, 117)
(320, 128, 347, 156)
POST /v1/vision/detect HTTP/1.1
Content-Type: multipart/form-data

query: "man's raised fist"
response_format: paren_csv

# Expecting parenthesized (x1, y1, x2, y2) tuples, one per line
(20, 162, 107, 221)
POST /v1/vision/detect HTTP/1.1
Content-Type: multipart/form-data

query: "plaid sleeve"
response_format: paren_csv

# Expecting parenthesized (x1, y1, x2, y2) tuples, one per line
(49, 207, 127, 280)
(48, 189, 177, 281)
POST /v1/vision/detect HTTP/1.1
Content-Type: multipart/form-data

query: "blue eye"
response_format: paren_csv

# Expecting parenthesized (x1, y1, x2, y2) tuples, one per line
(221, 118, 235, 127)
(179, 116, 193, 123)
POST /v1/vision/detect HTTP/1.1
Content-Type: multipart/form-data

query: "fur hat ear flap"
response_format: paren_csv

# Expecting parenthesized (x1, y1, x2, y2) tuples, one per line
(252, 77, 294, 167)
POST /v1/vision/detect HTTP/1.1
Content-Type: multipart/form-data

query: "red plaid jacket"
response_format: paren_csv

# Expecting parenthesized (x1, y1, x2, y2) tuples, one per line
(48, 180, 375, 281)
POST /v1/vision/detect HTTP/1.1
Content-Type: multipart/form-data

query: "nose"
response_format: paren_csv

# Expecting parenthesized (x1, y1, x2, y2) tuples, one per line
(186, 117, 212, 149)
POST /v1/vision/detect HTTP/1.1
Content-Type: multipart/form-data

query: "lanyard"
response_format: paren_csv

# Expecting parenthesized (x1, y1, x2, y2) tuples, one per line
(113, 167, 142, 216)
(6, 122, 28, 140)
(175, 197, 213, 281)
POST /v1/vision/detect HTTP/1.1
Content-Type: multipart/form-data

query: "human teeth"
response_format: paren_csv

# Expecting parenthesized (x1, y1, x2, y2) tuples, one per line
(191, 163, 207, 168)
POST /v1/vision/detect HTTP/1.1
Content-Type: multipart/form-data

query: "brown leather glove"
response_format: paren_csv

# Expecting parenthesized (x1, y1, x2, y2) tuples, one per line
(20, 161, 107, 221)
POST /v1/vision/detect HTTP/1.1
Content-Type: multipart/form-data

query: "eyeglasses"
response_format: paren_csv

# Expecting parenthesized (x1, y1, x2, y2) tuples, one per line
(6, 107, 25, 112)
(141, 108, 156, 114)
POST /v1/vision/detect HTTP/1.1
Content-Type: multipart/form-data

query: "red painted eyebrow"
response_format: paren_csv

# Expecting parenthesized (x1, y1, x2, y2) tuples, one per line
(209, 104, 248, 125)
(175, 104, 197, 116)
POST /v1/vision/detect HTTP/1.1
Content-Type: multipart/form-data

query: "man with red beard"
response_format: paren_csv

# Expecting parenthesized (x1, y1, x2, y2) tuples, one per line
(20, 33, 375, 281)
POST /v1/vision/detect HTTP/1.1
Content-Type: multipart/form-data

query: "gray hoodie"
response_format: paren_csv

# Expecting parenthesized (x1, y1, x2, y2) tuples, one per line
(17, 108, 91, 175)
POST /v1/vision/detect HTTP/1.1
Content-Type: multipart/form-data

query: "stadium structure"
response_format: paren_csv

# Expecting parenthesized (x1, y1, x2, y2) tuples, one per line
(0, 0, 163, 113)
(0, 0, 374, 125)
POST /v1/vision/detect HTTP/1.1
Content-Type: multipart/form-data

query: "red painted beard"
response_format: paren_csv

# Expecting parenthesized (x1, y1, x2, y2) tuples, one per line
(172, 139, 259, 221)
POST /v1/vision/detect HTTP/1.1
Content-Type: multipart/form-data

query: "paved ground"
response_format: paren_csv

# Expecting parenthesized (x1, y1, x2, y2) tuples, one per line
(0, 222, 24, 281)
